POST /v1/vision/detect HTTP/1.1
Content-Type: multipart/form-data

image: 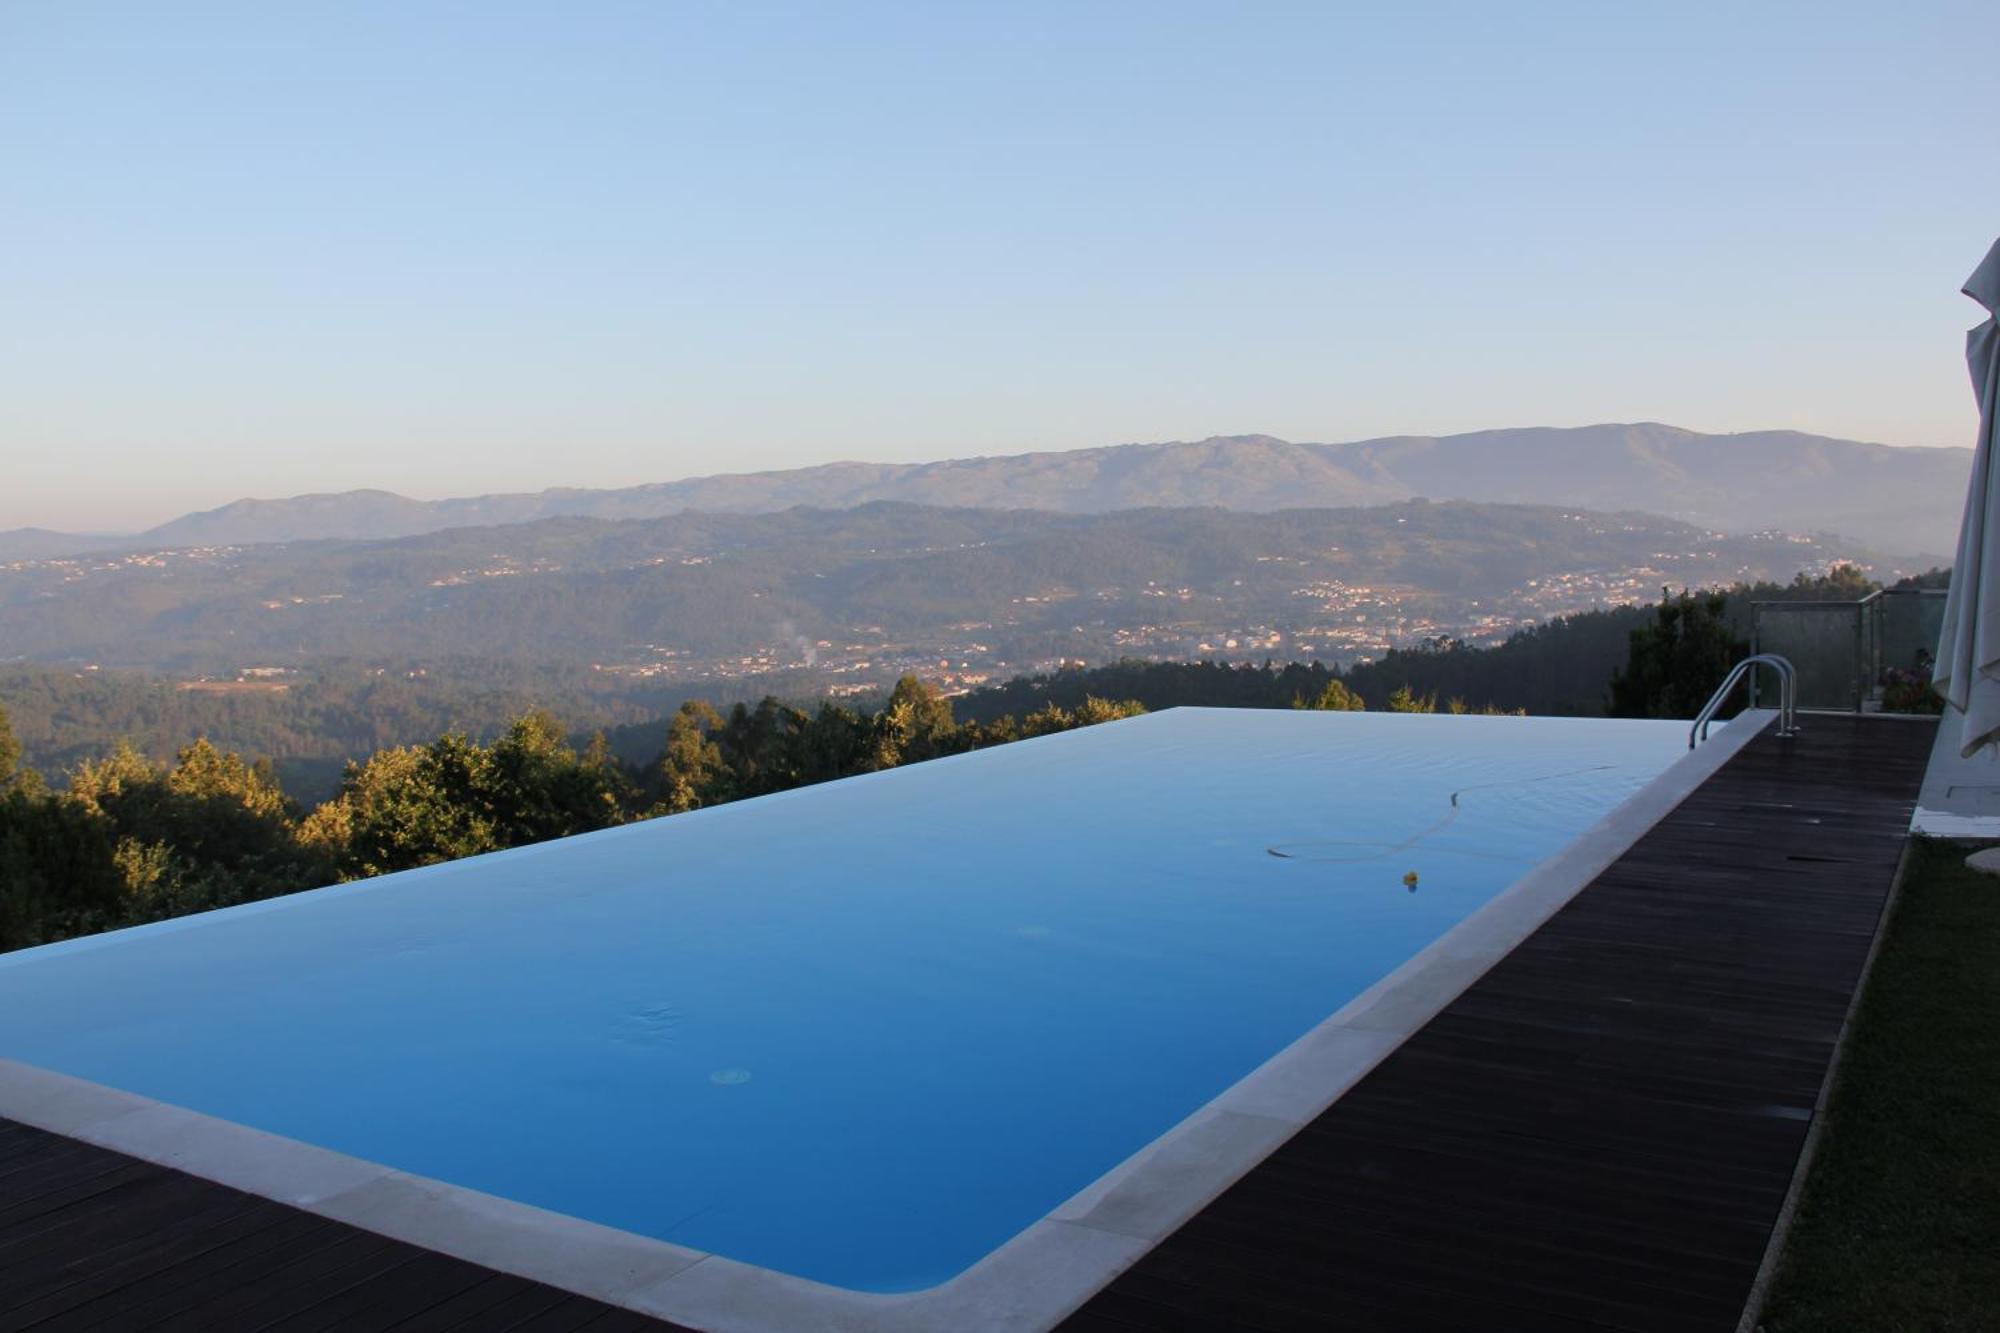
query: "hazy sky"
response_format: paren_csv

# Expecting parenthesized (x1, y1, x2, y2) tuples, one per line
(3, 2, 1997, 532)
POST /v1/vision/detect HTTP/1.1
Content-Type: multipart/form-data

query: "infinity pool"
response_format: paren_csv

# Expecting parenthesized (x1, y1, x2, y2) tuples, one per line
(0, 708, 1687, 1293)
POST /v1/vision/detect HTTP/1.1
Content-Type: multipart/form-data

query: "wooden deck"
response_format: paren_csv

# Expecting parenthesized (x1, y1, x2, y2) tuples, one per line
(0, 1114, 667, 1332)
(0, 715, 1934, 1331)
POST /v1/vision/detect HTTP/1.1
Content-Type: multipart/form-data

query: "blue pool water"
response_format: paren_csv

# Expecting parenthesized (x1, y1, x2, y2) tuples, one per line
(0, 709, 1686, 1291)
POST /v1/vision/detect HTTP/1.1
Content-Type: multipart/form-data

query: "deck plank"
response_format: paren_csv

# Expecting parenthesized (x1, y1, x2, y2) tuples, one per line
(0, 1124, 688, 1333)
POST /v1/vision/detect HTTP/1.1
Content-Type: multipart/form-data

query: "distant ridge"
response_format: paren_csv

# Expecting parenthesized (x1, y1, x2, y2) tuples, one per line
(4, 423, 1969, 560)
(0, 500, 1889, 672)
(0, 528, 129, 561)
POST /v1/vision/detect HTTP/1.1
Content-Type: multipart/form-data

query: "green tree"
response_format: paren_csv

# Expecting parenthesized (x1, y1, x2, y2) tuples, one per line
(304, 714, 628, 878)
(656, 700, 730, 814)
(66, 738, 329, 925)
(1019, 696, 1146, 737)
(0, 786, 124, 950)
(302, 734, 499, 877)
(1606, 587, 1749, 718)
(484, 711, 626, 846)
(1072, 696, 1146, 726)
(1796, 562, 1874, 599)
(789, 702, 874, 785)
(1386, 685, 1438, 713)
(1295, 679, 1366, 711)
(716, 698, 809, 796)
(869, 675, 961, 769)
(0, 703, 20, 791)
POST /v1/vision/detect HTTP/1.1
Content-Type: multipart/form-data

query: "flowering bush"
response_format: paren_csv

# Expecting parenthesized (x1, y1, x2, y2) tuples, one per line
(1881, 663, 1945, 715)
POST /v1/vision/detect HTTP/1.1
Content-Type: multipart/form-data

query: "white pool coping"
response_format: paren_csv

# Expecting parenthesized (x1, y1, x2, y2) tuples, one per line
(0, 709, 1775, 1333)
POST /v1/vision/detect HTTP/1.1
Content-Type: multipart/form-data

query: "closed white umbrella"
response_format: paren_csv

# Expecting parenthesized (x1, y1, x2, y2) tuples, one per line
(1935, 236, 2000, 756)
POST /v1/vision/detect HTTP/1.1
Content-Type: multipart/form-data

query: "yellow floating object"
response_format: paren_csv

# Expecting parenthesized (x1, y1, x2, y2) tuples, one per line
(1401, 870, 1420, 890)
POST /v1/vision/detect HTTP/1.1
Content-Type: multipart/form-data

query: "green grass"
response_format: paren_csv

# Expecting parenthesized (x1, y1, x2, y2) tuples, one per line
(1759, 838, 2000, 1332)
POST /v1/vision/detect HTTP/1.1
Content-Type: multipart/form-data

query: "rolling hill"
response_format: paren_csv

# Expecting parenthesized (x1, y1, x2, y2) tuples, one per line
(2, 424, 1968, 561)
(0, 500, 1889, 676)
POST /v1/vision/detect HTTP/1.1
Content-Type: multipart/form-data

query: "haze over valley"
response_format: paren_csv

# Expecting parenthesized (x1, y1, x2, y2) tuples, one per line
(4, 423, 1968, 563)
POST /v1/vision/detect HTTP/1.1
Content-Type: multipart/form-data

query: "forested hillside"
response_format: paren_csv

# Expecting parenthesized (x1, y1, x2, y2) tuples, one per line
(955, 608, 1655, 722)
(0, 660, 708, 802)
(1, 500, 1887, 676)
(2, 566, 1915, 804)
(0, 568, 1944, 955)
(0, 678, 1140, 951)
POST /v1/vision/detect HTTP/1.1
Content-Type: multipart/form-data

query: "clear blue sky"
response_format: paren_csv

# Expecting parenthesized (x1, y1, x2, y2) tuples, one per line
(2, 1, 1996, 531)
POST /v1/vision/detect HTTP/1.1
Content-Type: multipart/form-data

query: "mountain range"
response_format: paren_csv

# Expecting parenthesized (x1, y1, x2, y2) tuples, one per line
(0, 500, 1888, 676)
(4, 424, 1970, 562)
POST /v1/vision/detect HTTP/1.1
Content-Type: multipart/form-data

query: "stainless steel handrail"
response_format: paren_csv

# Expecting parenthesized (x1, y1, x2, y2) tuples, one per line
(1690, 653, 1799, 748)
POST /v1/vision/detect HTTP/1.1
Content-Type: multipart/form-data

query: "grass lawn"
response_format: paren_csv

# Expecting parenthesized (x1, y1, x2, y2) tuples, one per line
(1759, 837, 2000, 1332)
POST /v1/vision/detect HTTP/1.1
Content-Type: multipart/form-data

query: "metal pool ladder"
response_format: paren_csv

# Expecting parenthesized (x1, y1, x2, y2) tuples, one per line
(1691, 654, 1799, 748)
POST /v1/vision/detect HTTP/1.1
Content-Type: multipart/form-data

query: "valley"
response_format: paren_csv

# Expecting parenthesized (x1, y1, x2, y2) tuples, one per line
(0, 502, 1888, 698)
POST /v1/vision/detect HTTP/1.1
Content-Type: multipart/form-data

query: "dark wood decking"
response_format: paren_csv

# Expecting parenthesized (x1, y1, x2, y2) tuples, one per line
(0, 715, 1933, 1331)
(0, 1113, 674, 1332)
(1063, 714, 1935, 1332)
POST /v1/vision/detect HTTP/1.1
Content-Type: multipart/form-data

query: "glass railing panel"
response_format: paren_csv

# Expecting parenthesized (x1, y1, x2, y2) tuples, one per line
(1874, 588, 1947, 712)
(1752, 602, 1866, 710)
(1876, 590, 1945, 675)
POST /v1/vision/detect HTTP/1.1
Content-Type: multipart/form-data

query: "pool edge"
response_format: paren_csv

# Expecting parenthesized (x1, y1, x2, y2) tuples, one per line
(0, 710, 1775, 1333)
